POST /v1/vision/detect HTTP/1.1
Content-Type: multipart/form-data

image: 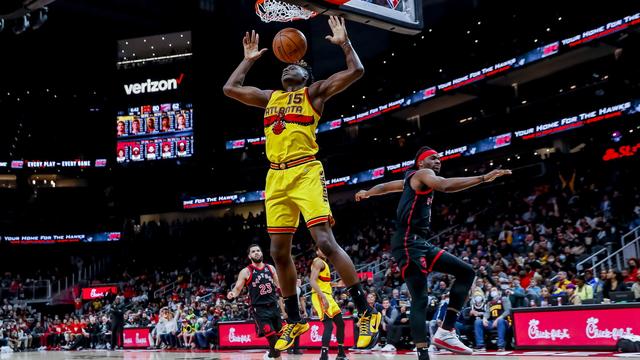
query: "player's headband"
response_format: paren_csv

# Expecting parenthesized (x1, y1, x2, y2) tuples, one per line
(417, 149, 438, 164)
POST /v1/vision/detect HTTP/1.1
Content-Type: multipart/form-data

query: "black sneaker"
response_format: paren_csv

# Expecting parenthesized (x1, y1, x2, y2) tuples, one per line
(320, 348, 329, 360)
(417, 347, 430, 360)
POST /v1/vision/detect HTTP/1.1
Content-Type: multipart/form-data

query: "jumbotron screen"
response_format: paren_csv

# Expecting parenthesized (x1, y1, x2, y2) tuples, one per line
(116, 103, 194, 163)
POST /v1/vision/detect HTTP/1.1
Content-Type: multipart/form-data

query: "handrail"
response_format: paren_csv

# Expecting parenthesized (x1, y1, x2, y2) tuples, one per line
(622, 224, 640, 247)
(591, 237, 640, 272)
(576, 247, 609, 272)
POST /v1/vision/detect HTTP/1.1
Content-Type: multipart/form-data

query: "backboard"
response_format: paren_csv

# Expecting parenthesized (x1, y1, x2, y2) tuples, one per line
(283, 0, 423, 35)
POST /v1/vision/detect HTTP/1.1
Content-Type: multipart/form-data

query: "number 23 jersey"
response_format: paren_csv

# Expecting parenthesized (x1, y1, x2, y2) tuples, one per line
(246, 264, 279, 307)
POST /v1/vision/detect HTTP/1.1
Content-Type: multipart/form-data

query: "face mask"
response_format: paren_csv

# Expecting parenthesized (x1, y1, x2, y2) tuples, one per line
(490, 291, 499, 298)
(548, 257, 555, 263)
(559, 255, 566, 262)
(500, 284, 509, 290)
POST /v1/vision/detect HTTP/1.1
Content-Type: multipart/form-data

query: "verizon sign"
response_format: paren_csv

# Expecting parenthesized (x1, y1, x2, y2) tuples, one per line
(513, 305, 639, 349)
(123, 73, 185, 95)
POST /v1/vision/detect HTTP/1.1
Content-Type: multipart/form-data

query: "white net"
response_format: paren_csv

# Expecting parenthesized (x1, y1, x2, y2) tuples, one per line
(255, 0, 317, 23)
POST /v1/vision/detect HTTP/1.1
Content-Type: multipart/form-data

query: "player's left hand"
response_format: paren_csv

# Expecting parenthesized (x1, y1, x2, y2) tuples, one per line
(355, 190, 369, 202)
(483, 168, 512, 182)
(325, 16, 349, 45)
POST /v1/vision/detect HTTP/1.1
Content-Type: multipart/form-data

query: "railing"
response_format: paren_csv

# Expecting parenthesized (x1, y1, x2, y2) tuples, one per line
(0, 280, 51, 302)
(622, 225, 640, 247)
(153, 280, 178, 300)
(591, 237, 640, 273)
(576, 247, 610, 272)
(52, 258, 111, 298)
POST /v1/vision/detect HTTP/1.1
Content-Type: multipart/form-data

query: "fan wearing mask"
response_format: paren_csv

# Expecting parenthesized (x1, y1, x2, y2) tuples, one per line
(473, 287, 511, 351)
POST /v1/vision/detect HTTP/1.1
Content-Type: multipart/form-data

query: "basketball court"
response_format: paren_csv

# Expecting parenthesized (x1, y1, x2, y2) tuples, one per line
(3, 350, 640, 360)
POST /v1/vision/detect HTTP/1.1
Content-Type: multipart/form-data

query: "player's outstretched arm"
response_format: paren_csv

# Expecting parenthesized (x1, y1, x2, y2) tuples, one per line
(414, 168, 512, 193)
(227, 268, 249, 300)
(355, 180, 404, 201)
(223, 30, 272, 108)
(308, 16, 364, 105)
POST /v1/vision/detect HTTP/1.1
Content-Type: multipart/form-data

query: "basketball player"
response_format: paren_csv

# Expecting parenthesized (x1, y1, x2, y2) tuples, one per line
(355, 146, 511, 360)
(228, 244, 285, 360)
(310, 248, 348, 360)
(223, 16, 380, 350)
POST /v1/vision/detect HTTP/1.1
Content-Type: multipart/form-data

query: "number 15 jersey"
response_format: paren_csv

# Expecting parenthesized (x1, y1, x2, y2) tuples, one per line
(263, 87, 322, 164)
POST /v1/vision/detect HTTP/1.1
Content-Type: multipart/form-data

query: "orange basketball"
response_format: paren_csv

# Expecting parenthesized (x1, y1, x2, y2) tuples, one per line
(272, 28, 307, 63)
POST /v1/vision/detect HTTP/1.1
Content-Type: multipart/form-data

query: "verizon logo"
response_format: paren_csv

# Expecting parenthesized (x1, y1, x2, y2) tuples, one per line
(124, 73, 185, 95)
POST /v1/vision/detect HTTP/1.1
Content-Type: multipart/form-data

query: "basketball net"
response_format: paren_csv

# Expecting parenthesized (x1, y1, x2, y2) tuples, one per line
(255, 0, 317, 23)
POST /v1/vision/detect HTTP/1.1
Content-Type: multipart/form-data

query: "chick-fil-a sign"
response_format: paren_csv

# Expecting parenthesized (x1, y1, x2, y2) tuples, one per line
(219, 318, 354, 348)
(513, 305, 639, 349)
(81, 286, 118, 300)
(123, 328, 150, 348)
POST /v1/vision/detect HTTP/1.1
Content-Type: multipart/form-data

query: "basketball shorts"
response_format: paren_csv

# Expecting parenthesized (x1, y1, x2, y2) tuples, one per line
(391, 230, 445, 280)
(253, 304, 283, 338)
(266, 159, 334, 234)
(311, 291, 341, 321)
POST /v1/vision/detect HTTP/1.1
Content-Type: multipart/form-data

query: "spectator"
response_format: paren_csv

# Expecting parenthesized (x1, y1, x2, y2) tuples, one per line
(566, 284, 582, 305)
(603, 269, 627, 299)
(574, 275, 594, 302)
(631, 273, 640, 301)
(552, 271, 571, 295)
(474, 287, 511, 351)
(379, 297, 398, 349)
(625, 258, 639, 283)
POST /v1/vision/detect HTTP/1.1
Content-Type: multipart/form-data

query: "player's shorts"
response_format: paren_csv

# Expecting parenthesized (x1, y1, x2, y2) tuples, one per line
(252, 304, 283, 338)
(311, 291, 341, 321)
(391, 229, 445, 280)
(266, 157, 334, 234)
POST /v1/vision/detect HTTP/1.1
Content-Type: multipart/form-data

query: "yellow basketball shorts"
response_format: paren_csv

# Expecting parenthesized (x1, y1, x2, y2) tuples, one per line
(266, 160, 334, 234)
(311, 292, 341, 320)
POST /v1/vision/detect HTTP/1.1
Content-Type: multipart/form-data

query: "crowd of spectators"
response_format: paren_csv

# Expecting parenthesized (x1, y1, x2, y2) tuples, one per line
(2, 161, 640, 352)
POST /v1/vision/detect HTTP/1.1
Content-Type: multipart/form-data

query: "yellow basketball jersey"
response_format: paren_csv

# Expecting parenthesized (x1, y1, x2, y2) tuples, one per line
(264, 87, 321, 164)
(312, 257, 332, 294)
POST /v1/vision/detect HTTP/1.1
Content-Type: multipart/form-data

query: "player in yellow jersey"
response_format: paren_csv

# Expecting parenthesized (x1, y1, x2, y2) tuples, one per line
(310, 248, 348, 360)
(223, 16, 380, 351)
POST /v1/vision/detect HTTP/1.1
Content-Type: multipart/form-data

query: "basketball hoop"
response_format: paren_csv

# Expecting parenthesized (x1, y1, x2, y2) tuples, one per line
(255, 0, 318, 23)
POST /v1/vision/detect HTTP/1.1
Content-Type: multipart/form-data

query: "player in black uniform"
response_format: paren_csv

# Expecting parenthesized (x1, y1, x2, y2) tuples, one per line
(228, 244, 285, 360)
(355, 146, 511, 360)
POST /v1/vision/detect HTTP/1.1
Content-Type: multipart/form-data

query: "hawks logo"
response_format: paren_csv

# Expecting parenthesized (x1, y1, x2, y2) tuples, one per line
(420, 256, 427, 269)
(272, 108, 287, 135)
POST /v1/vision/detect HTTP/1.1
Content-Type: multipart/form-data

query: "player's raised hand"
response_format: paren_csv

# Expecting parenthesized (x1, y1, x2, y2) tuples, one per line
(355, 190, 369, 202)
(325, 16, 349, 45)
(243, 30, 268, 61)
(483, 168, 512, 182)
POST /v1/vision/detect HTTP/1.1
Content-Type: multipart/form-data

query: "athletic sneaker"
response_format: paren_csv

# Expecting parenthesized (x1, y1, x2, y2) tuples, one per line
(417, 346, 430, 360)
(320, 347, 329, 360)
(428, 345, 439, 353)
(381, 344, 396, 352)
(370, 343, 383, 351)
(431, 327, 473, 354)
(275, 321, 310, 351)
(474, 347, 486, 352)
(356, 310, 382, 349)
(337, 345, 348, 360)
(263, 351, 271, 360)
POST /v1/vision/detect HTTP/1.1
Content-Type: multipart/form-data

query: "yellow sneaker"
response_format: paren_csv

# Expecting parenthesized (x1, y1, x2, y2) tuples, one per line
(356, 310, 381, 349)
(275, 321, 310, 351)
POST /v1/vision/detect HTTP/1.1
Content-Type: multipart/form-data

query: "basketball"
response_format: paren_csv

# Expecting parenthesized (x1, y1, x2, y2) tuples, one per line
(272, 27, 307, 63)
